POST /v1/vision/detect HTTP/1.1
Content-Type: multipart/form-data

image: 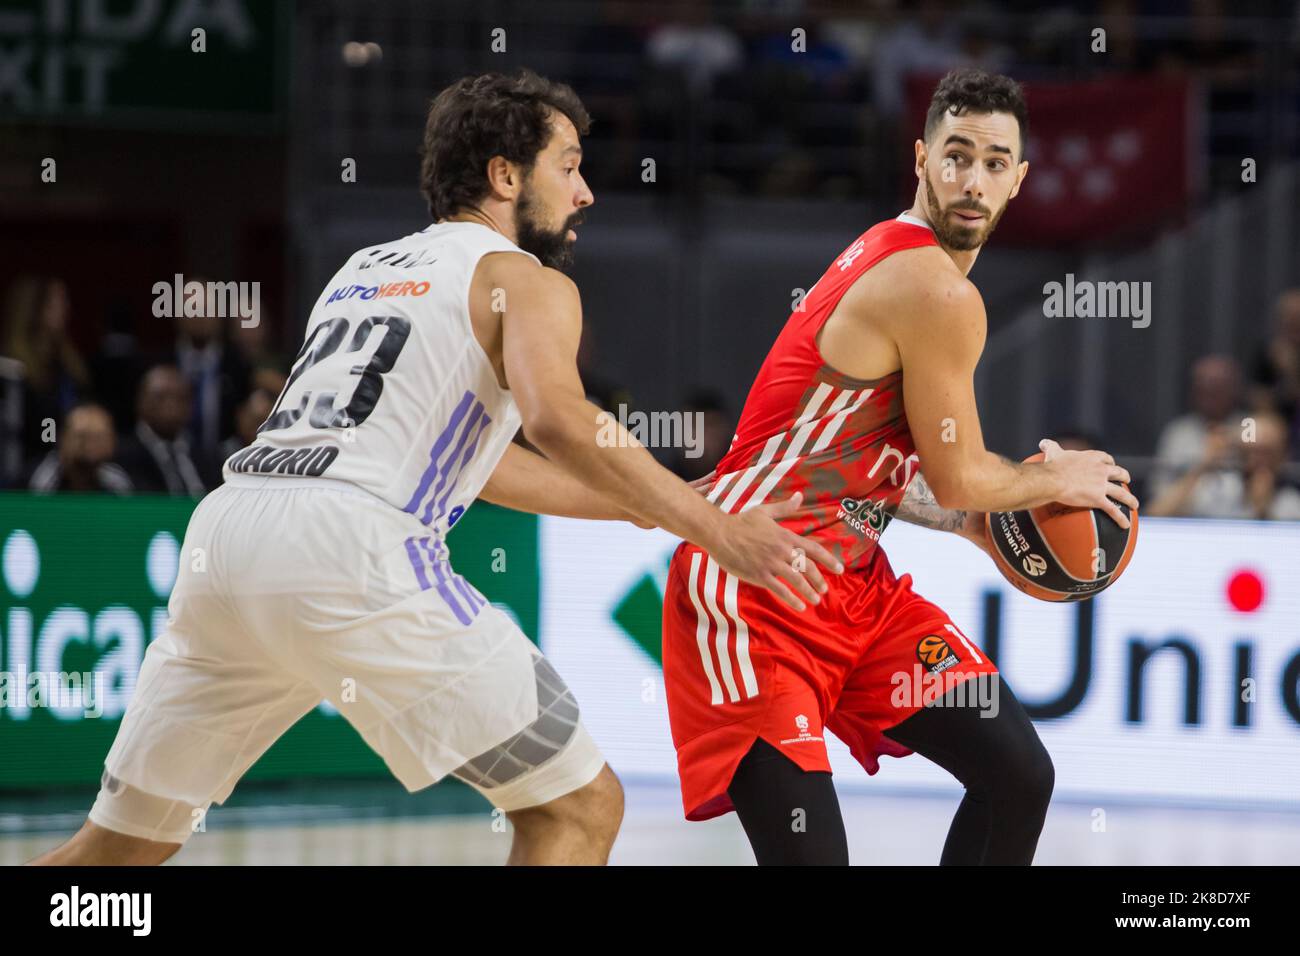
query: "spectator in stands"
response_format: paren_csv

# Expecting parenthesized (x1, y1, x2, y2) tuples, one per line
(1149, 354, 1246, 503)
(232, 301, 289, 396)
(1249, 287, 1300, 438)
(646, 0, 744, 95)
(1153, 0, 1263, 168)
(570, 0, 653, 187)
(216, 388, 276, 466)
(88, 297, 146, 437)
(1093, 0, 1144, 72)
(870, 0, 966, 118)
(26, 403, 131, 494)
(115, 366, 209, 496)
(160, 280, 250, 467)
(2, 276, 90, 467)
(1148, 411, 1300, 520)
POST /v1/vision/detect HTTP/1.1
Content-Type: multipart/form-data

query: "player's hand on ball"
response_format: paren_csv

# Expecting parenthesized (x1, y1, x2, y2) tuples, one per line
(713, 491, 844, 611)
(1038, 438, 1139, 529)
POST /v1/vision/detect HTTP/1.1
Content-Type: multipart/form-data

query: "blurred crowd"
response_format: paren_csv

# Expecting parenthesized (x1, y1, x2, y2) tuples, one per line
(1046, 288, 1300, 520)
(569, 0, 1299, 199)
(2, 276, 285, 497)
(5, 0, 1300, 519)
(1141, 287, 1300, 519)
(4, 274, 1300, 521)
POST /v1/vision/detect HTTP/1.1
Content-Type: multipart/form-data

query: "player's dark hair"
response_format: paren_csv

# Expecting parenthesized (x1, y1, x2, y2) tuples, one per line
(419, 69, 591, 221)
(924, 69, 1028, 158)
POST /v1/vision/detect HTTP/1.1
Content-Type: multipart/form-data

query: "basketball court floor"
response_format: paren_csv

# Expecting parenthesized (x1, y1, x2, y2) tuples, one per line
(5, 776, 1297, 865)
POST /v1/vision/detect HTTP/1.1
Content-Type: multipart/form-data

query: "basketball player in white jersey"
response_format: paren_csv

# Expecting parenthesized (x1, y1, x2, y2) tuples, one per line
(30, 70, 842, 866)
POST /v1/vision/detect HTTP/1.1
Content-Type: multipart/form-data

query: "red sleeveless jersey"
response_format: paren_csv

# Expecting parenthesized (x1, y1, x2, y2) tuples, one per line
(705, 214, 938, 572)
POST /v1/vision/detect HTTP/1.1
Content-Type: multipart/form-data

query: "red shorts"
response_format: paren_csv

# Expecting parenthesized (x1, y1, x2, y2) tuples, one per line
(662, 540, 1000, 821)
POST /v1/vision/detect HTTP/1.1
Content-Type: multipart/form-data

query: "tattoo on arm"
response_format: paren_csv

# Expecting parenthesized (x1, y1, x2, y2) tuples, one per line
(895, 471, 969, 533)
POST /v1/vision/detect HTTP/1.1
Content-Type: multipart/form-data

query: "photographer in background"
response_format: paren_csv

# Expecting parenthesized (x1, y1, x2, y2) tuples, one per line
(1148, 411, 1300, 520)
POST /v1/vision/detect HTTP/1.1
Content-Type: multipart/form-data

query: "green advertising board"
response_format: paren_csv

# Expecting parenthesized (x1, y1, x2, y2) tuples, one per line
(0, 492, 539, 789)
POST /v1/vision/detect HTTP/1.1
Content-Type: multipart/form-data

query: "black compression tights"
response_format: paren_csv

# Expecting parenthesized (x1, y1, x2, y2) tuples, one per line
(726, 679, 1055, 865)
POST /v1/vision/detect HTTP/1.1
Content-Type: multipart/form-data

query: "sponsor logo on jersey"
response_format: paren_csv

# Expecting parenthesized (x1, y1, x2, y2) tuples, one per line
(325, 281, 430, 304)
(838, 495, 890, 540)
(780, 712, 824, 745)
(226, 443, 339, 477)
(917, 634, 961, 673)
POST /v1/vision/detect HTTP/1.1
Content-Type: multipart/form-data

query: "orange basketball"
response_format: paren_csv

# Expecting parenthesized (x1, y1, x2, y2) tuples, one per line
(984, 452, 1138, 602)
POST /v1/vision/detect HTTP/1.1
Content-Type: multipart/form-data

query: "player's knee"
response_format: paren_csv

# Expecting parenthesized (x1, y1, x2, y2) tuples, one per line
(509, 765, 623, 842)
(563, 765, 625, 835)
(989, 739, 1054, 811)
(1024, 744, 1055, 807)
(960, 726, 1054, 810)
(580, 765, 625, 836)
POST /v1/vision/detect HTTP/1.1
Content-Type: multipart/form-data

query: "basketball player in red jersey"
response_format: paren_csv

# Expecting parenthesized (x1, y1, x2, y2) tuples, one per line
(662, 69, 1140, 865)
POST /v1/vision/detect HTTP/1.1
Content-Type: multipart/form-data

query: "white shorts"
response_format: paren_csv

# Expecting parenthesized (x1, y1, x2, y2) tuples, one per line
(91, 476, 605, 844)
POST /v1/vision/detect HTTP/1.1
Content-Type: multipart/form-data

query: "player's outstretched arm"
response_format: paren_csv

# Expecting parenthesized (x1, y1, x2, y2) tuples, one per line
(491, 255, 843, 610)
(480, 441, 652, 526)
(890, 258, 1137, 527)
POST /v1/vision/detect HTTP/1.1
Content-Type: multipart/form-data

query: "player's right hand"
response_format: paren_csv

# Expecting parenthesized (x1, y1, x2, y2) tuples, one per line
(1039, 438, 1139, 529)
(710, 491, 844, 611)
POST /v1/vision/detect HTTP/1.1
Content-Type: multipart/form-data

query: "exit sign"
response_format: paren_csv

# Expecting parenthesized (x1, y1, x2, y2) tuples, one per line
(0, 0, 287, 129)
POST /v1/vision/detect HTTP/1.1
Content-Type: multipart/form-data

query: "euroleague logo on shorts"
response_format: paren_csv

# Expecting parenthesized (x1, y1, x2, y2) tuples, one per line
(917, 634, 961, 674)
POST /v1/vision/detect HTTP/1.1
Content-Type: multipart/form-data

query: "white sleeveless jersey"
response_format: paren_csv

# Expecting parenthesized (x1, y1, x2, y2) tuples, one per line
(223, 221, 537, 539)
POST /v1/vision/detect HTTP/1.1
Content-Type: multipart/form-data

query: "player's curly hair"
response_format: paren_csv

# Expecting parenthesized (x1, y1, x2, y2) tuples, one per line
(924, 69, 1028, 158)
(419, 69, 592, 221)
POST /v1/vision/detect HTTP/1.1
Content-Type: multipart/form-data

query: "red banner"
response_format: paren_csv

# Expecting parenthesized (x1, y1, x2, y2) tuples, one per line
(904, 74, 1199, 246)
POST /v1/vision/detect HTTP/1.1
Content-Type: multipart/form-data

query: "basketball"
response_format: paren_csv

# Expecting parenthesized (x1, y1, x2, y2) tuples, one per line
(985, 452, 1139, 602)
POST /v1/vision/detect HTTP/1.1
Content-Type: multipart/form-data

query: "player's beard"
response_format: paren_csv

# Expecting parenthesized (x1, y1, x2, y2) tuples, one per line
(515, 187, 583, 271)
(924, 170, 1007, 252)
